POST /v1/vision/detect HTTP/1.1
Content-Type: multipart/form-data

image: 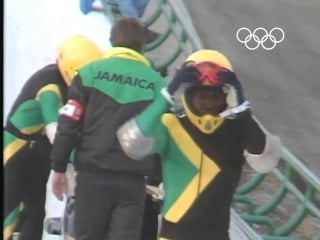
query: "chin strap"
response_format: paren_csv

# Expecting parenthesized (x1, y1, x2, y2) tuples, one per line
(219, 100, 251, 119)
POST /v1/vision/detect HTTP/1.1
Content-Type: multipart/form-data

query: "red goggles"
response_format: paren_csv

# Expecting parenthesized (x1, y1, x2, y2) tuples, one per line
(191, 61, 226, 85)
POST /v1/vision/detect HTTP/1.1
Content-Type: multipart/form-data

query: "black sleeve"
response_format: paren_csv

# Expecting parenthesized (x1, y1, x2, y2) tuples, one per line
(50, 74, 87, 172)
(237, 110, 266, 154)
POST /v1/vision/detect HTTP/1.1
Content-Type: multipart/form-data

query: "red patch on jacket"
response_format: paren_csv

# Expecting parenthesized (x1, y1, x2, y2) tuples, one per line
(59, 99, 84, 120)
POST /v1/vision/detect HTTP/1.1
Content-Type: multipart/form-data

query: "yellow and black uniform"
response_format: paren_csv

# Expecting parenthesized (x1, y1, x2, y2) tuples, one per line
(3, 64, 67, 240)
(117, 49, 281, 240)
(120, 99, 270, 240)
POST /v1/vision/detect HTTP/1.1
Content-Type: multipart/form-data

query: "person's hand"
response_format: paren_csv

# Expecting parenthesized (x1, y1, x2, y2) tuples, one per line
(52, 172, 68, 201)
(217, 69, 251, 119)
(167, 62, 200, 95)
(217, 69, 245, 107)
(146, 185, 164, 201)
(158, 67, 168, 78)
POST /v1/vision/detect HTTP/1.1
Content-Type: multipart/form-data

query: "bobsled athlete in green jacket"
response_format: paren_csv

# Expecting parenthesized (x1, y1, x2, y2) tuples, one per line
(3, 35, 102, 240)
(117, 49, 282, 240)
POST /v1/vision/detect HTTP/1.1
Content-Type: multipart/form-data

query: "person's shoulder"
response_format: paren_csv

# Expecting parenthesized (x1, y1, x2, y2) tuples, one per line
(34, 64, 60, 75)
(79, 58, 105, 69)
(28, 64, 63, 85)
(161, 112, 182, 127)
(17, 64, 64, 96)
(142, 66, 167, 82)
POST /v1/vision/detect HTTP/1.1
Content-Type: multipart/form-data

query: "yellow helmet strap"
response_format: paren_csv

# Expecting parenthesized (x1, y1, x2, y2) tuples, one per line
(182, 95, 225, 134)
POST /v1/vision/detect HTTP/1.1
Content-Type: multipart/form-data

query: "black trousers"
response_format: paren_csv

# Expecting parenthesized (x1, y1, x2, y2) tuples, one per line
(140, 194, 161, 240)
(74, 170, 146, 240)
(64, 187, 160, 240)
(4, 139, 51, 240)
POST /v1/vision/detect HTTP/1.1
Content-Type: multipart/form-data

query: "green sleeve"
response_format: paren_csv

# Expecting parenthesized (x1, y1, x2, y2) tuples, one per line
(37, 85, 64, 124)
(135, 89, 170, 154)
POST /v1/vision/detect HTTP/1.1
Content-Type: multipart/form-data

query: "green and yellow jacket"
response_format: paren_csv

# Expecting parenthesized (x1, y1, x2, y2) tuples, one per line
(120, 92, 274, 239)
(4, 64, 67, 165)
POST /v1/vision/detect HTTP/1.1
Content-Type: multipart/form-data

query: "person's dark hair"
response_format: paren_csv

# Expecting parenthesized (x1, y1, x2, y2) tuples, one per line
(110, 17, 146, 52)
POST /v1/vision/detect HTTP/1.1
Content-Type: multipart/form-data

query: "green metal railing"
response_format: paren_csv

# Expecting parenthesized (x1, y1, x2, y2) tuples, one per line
(93, 0, 320, 239)
(234, 147, 320, 239)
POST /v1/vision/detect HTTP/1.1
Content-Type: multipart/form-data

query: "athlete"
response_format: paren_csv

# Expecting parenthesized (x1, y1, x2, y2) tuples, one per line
(3, 35, 102, 240)
(117, 49, 282, 240)
(51, 17, 167, 240)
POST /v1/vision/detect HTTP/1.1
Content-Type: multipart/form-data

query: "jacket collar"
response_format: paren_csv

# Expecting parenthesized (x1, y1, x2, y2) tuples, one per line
(103, 47, 151, 66)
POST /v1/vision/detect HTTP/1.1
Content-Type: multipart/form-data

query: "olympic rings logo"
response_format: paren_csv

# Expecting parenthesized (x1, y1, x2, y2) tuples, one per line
(236, 27, 285, 50)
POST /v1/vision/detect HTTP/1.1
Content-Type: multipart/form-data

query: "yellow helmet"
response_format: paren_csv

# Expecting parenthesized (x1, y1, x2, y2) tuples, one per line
(181, 49, 233, 134)
(186, 49, 233, 71)
(57, 35, 103, 86)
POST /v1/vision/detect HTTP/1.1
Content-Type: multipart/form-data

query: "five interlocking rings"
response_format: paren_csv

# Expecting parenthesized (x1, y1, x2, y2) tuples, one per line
(236, 27, 285, 50)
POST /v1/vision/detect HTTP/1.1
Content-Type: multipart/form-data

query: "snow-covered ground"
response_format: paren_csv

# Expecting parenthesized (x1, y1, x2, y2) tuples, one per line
(5, 1, 112, 239)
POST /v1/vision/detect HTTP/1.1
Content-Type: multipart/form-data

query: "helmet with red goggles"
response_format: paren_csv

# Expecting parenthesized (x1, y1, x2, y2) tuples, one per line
(176, 50, 234, 134)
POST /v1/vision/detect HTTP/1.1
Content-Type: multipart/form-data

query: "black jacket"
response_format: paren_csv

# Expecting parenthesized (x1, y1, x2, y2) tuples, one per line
(51, 55, 166, 176)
